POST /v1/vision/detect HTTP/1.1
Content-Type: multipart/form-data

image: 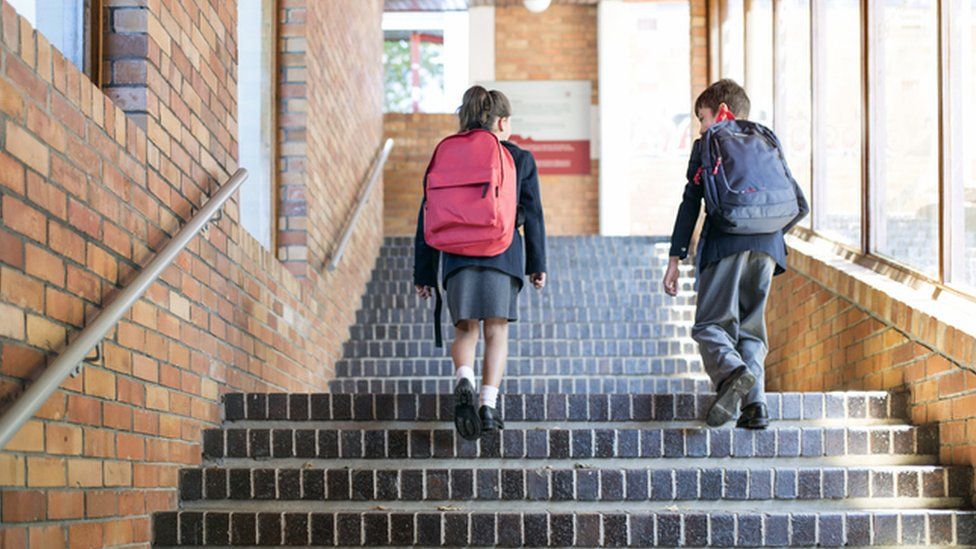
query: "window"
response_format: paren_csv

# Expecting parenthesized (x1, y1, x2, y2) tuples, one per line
(745, 0, 773, 127)
(383, 12, 469, 113)
(236, 0, 276, 249)
(948, 0, 976, 287)
(774, 0, 812, 220)
(720, 0, 745, 83)
(8, 0, 100, 80)
(812, 0, 862, 246)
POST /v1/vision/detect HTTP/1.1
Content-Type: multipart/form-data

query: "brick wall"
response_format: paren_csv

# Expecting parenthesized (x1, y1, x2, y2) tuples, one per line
(0, 0, 384, 546)
(383, 113, 457, 236)
(767, 237, 976, 484)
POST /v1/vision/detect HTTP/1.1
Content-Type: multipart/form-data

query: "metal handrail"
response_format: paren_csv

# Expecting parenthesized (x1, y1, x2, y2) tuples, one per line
(326, 138, 394, 271)
(0, 169, 249, 450)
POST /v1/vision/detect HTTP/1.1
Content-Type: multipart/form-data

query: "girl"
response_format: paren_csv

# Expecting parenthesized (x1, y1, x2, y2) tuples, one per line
(414, 86, 547, 441)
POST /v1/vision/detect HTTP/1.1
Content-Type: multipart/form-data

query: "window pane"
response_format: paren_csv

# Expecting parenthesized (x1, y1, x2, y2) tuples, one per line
(775, 0, 811, 223)
(237, 0, 273, 249)
(871, 0, 940, 276)
(814, 0, 862, 245)
(746, 0, 773, 127)
(9, 0, 85, 72)
(383, 31, 445, 113)
(721, 0, 745, 82)
(958, 0, 976, 286)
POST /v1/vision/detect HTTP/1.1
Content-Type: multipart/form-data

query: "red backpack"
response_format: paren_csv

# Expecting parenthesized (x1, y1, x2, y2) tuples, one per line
(423, 129, 518, 257)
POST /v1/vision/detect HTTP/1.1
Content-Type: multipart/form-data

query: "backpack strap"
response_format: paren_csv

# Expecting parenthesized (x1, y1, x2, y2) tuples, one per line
(434, 286, 444, 348)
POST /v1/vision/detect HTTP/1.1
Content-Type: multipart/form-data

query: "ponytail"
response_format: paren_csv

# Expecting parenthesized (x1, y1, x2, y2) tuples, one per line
(458, 86, 512, 132)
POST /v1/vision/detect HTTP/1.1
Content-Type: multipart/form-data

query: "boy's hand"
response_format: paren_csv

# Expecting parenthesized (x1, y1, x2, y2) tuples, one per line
(415, 285, 433, 299)
(662, 258, 680, 297)
(530, 272, 547, 289)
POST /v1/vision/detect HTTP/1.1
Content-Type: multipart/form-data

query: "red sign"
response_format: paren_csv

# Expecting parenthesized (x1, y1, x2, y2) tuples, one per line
(509, 136, 591, 176)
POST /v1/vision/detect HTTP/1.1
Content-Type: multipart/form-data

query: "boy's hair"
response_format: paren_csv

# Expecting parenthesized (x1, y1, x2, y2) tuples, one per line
(695, 79, 751, 119)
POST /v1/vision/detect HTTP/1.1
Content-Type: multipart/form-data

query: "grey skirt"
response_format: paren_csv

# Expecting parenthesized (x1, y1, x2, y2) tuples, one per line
(445, 267, 519, 324)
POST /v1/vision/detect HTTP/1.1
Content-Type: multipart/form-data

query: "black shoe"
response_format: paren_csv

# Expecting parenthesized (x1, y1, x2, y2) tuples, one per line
(479, 405, 504, 432)
(707, 367, 756, 427)
(736, 402, 770, 430)
(454, 379, 481, 441)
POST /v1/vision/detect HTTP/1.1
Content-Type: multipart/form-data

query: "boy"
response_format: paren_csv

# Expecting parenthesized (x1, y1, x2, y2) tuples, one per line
(662, 79, 809, 429)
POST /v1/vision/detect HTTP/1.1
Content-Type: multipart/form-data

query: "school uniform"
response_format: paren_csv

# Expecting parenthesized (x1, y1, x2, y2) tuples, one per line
(414, 140, 547, 326)
(670, 138, 809, 407)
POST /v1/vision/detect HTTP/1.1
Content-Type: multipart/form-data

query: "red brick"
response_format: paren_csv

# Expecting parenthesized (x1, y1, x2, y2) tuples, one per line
(25, 243, 65, 285)
(45, 286, 85, 326)
(66, 264, 101, 302)
(68, 521, 103, 549)
(0, 149, 26, 194)
(47, 490, 84, 520)
(48, 220, 86, 264)
(1, 265, 44, 312)
(29, 525, 65, 548)
(0, 227, 25, 268)
(2, 194, 46, 243)
(67, 394, 102, 426)
(2, 490, 46, 522)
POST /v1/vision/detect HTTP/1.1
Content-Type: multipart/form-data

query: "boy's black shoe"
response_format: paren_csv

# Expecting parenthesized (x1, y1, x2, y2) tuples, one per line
(479, 405, 504, 432)
(736, 402, 770, 430)
(454, 379, 481, 441)
(706, 366, 756, 427)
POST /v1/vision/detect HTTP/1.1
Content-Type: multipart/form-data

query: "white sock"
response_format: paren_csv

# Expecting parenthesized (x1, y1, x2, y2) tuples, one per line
(480, 385, 499, 409)
(455, 365, 475, 387)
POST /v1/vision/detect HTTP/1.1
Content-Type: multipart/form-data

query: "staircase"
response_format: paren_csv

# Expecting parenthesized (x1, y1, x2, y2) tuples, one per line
(153, 236, 976, 546)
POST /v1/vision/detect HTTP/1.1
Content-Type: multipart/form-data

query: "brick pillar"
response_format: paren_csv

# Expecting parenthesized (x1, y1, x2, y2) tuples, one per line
(102, 1, 149, 128)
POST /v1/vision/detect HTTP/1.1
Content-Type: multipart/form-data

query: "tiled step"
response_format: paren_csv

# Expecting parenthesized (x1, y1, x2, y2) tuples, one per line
(222, 392, 910, 424)
(356, 308, 695, 324)
(153, 508, 976, 546)
(356, 296, 698, 312)
(365, 279, 693, 293)
(200, 425, 939, 462)
(175, 464, 970, 507)
(340, 340, 699, 360)
(336, 354, 704, 378)
(348, 322, 694, 341)
(327, 374, 713, 394)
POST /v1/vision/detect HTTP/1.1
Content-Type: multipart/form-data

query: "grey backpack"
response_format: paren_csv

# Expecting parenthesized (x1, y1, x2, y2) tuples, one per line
(699, 120, 802, 235)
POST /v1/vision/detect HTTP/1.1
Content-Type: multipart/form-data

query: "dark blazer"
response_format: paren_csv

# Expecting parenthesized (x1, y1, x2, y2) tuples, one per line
(414, 140, 548, 288)
(669, 137, 809, 275)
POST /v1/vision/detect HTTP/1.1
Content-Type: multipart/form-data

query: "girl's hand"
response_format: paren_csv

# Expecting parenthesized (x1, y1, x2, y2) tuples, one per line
(415, 285, 433, 299)
(662, 258, 680, 297)
(530, 272, 547, 289)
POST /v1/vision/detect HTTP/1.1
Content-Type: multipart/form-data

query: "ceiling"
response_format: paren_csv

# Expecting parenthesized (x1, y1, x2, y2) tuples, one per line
(384, 0, 600, 11)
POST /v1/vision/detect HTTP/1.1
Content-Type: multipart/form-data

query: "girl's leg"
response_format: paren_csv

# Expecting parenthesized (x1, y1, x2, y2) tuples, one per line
(451, 319, 481, 440)
(480, 318, 509, 409)
(452, 319, 480, 374)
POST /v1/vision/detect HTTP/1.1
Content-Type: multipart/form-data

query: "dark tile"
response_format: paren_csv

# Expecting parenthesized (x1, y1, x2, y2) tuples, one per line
(388, 430, 408, 458)
(711, 513, 735, 546)
(310, 513, 334, 545)
(445, 514, 469, 547)
(326, 469, 350, 500)
(610, 395, 630, 420)
(225, 394, 245, 421)
(480, 430, 501, 458)
(929, 513, 953, 544)
(725, 469, 748, 499)
(700, 469, 722, 500)
(471, 513, 496, 546)
(154, 512, 179, 546)
(498, 513, 523, 547)
(284, 513, 309, 545)
(272, 429, 294, 458)
(477, 469, 499, 500)
(872, 470, 894, 498)
(575, 514, 601, 547)
(552, 470, 574, 501)
(625, 469, 649, 501)
(550, 430, 570, 459)
(568, 394, 588, 421)
(824, 429, 846, 456)
(764, 514, 789, 547)
(401, 469, 424, 501)
(526, 395, 546, 421)
(375, 394, 396, 421)
(774, 469, 796, 499)
(550, 514, 575, 547)
(331, 394, 352, 420)
(632, 395, 653, 421)
(257, 513, 282, 545)
(363, 514, 389, 546)
(295, 430, 316, 459)
(657, 513, 681, 546)
(872, 514, 898, 545)
(277, 470, 300, 501)
(675, 394, 696, 419)
(641, 429, 663, 458)
(451, 469, 474, 500)
(246, 394, 267, 419)
(675, 469, 698, 500)
(249, 429, 271, 458)
(663, 429, 684, 457)
(791, 514, 816, 546)
(231, 512, 257, 545)
(572, 430, 593, 458)
(502, 469, 525, 500)
(897, 471, 919, 497)
(777, 428, 799, 457)
(847, 469, 869, 498)
(524, 514, 549, 547)
(686, 429, 707, 457)
(900, 513, 925, 545)
(288, 394, 309, 421)
(595, 430, 615, 458)
(589, 395, 609, 420)
(409, 430, 431, 458)
(503, 430, 525, 458)
(603, 514, 627, 547)
(630, 514, 655, 547)
(390, 513, 415, 545)
(736, 514, 762, 547)
(254, 469, 276, 500)
(310, 394, 330, 420)
(797, 469, 821, 499)
(180, 469, 203, 501)
(617, 430, 639, 458)
(203, 430, 223, 458)
(426, 469, 449, 500)
(732, 429, 754, 457)
(353, 394, 373, 420)
(576, 469, 599, 501)
(229, 469, 251, 500)
(341, 430, 363, 458)
(268, 394, 289, 420)
(546, 395, 568, 421)
(526, 430, 548, 458)
(363, 430, 385, 459)
(526, 470, 549, 501)
(302, 469, 324, 501)
(375, 470, 398, 500)
(748, 469, 771, 500)
(205, 512, 230, 545)
(336, 513, 362, 546)
(651, 469, 673, 500)
(352, 470, 375, 500)
(822, 469, 845, 499)
(684, 513, 708, 547)
(655, 394, 675, 420)
(317, 431, 338, 459)
(601, 470, 624, 501)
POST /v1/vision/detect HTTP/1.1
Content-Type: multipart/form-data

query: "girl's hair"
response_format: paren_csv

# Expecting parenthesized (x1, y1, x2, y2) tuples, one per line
(458, 86, 512, 132)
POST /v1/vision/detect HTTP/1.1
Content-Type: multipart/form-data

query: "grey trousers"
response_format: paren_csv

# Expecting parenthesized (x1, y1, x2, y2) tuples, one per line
(692, 251, 775, 407)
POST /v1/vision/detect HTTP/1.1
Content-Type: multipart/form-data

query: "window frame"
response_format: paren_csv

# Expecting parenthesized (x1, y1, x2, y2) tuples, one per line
(711, 0, 976, 302)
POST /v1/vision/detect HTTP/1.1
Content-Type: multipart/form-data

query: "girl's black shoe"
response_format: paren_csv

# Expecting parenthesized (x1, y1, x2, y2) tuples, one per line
(454, 379, 482, 441)
(736, 402, 770, 429)
(479, 405, 504, 432)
